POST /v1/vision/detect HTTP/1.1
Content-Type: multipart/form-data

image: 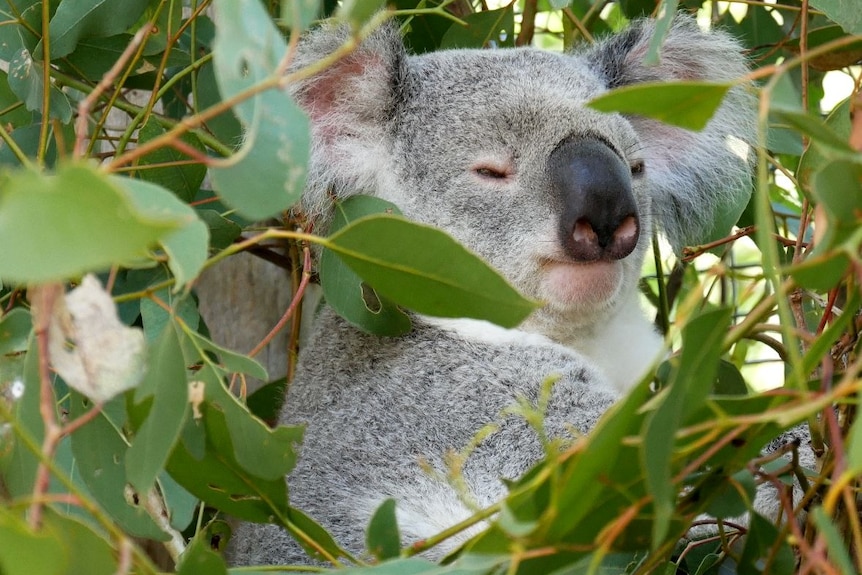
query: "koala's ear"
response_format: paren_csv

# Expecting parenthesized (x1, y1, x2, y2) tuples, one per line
(288, 22, 410, 223)
(588, 16, 757, 252)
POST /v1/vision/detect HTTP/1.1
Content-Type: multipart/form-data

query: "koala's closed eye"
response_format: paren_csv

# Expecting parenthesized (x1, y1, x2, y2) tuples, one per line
(473, 166, 511, 180)
(630, 160, 645, 176)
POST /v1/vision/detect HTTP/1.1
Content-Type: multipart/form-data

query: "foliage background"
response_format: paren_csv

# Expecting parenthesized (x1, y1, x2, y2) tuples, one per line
(0, 0, 861, 574)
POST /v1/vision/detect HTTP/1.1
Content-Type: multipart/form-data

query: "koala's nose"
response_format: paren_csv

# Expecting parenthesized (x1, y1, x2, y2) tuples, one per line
(548, 137, 640, 262)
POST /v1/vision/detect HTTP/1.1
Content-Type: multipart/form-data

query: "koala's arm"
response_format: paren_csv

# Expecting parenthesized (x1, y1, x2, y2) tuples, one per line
(229, 311, 618, 565)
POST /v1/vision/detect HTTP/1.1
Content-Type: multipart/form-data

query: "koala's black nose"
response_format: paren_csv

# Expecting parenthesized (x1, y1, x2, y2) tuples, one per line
(548, 137, 640, 262)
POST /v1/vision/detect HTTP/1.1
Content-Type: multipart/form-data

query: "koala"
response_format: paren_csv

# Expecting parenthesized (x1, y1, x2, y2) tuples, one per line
(228, 14, 757, 566)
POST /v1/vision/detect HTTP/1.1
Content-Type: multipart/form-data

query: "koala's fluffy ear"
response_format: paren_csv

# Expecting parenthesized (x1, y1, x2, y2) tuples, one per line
(287, 22, 409, 225)
(588, 16, 757, 252)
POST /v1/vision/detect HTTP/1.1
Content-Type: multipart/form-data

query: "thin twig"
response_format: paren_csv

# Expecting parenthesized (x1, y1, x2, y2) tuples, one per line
(74, 25, 152, 159)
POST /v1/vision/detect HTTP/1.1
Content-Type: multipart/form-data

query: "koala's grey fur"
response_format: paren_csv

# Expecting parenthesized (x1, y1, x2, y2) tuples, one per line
(229, 15, 760, 566)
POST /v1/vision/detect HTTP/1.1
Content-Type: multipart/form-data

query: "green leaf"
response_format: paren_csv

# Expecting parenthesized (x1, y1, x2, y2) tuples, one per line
(810, 160, 862, 251)
(210, 0, 310, 220)
(0, 507, 65, 575)
(158, 471, 199, 531)
(440, 5, 515, 49)
(68, 391, 169, 540)
(847, 407, 862, 474)
(140, 286, 201, 343)
(713, 360, 747, 395)
(797, 99, 851, 190)
(643, 0, 680, 65)
(331, 558, 437, 575)
(7, 48, 72, 122)
(738, 513, 796, 574)
(324, 214, 538, 328)
(60, 35, 191, 82)
(0, 122, 72, 168)
(320, 196, 411, 336)
(336, 0, 385, 27)
(126, 323, 190, 495)
(773, 109, 854, 154)
(41, 0, 151, 59)
(785, 251, 850, 292)
(588, 81, 732, 131)
(367, 498, 401, 561)
(116, 176, 209, 288)
(195, 61, 243, 146)
(810, 0, 862, 34)
(44, 510, 117, 575)
(197, 209, 243, 250)
(0, 164, 181, 284)
(2, 339, 43, 498)
(282, 0, 322, 31)
(543, 377, 653, 541)
(136, 0, 183, 55)
(642, 307, 732, 546)
(135, 118, 208, 203)
(287, 506, 350, 563)
(811, 507, 856, 575)
(184, 330, 268, 381)
(702, 469, 756, 519)
(0, 1, 41, 62)
(177, 530, 229, 575)
(0, 308, 32, 355)
(246, 377, 287, 424)
(0, 70, 33, 128)
(195, 364, 301, 480)
(166, 405, 291, 522)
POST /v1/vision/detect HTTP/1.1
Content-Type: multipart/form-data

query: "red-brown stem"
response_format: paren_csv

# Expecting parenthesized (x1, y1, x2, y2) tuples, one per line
(74, 25, 152, 159)
(29, 284, 62, 529)
(248, 243, 312, 358)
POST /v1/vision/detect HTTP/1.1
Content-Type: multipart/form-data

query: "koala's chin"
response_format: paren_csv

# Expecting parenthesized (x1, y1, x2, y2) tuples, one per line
(540, 260, 624, 310)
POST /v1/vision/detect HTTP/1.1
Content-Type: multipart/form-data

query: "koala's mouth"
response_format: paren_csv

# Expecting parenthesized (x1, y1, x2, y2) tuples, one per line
(539, 259, 624, 308)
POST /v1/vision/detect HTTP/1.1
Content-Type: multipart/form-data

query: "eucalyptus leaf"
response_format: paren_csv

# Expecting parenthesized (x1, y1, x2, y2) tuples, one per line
(177, 530, 229, 575)
(135, 119, 208, 203)
(41, 0, 150, 59)
(810, 0, 862, 35)
(440, 5, 515, 49)
(366, 498, 401, 561)
(7, 48, 72, 122)
(0, 1, 41, 61)
(197, 209, 243, 250)
(44, 510, 117, 575)
(0, 165, 180, 284)
(589, 81, 731, 131)
(282, 0, 322, 31)
(126, 323, 190, 495)
(68, 391, 169, 540)
(336, 0, 386, 27)
(324, 214, 538, 328)
(194, 364, 301, 481)
(643, 0, 680, 65)
(167, 405, 291, 522)
(210, 0, 310, 219)
(0, 507, 65, 575)
(116, 176, 209, 288)
(642, 308, 731, 545)
(0, 307, 31, 355)
(320, 196, 411, 336)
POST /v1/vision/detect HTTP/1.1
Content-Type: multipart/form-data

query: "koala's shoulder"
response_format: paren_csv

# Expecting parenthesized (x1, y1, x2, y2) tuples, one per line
(285, 310, 612, 419)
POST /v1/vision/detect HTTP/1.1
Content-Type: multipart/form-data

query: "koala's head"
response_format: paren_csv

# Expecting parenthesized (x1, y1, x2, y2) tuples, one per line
(291, 16, 756, 339)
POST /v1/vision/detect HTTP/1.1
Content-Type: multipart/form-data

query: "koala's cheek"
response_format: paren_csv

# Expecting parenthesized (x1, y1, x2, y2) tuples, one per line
(540, 261, 623, 308)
